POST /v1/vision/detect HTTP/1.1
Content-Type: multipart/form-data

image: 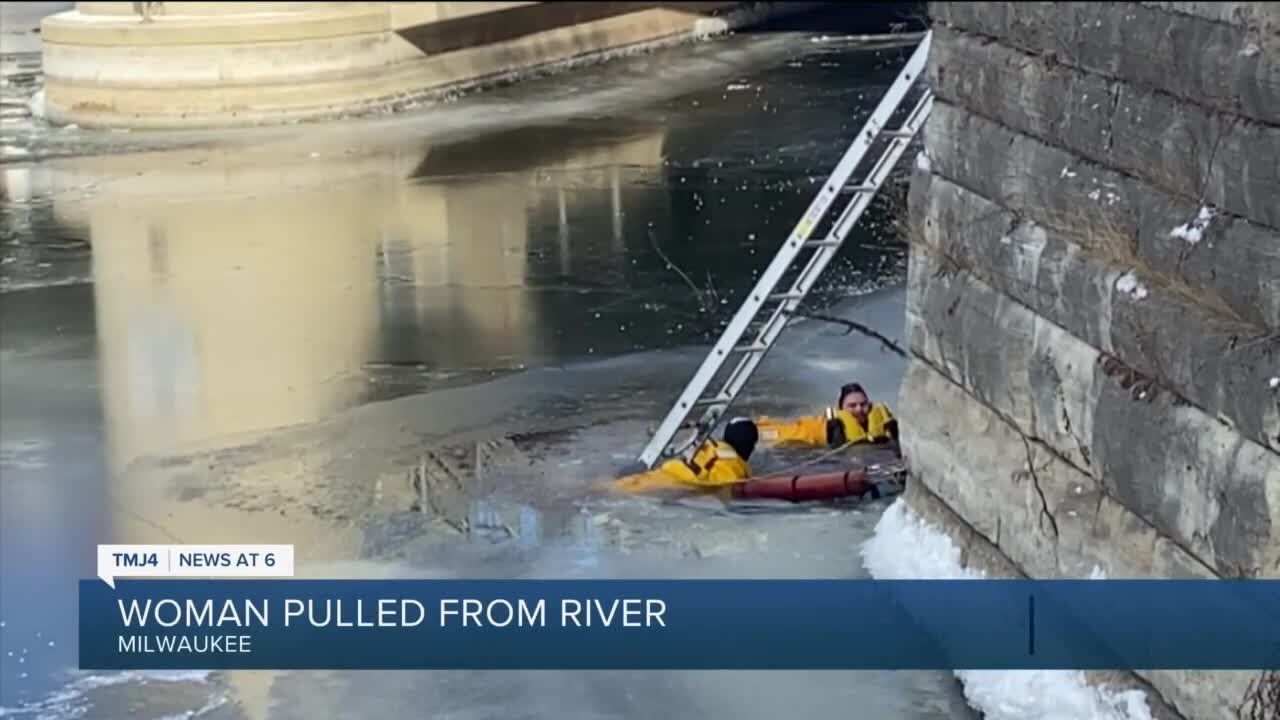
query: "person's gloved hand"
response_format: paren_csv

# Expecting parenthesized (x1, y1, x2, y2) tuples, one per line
(825, 417, 847, 447)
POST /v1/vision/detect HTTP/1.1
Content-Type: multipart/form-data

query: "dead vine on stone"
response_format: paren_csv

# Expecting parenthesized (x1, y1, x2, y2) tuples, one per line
(1238, 671, 1280, 720)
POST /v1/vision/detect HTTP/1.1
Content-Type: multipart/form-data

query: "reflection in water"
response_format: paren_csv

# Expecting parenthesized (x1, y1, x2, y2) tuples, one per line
(58, 120, 669, 473)
(0, 28, 968, 720)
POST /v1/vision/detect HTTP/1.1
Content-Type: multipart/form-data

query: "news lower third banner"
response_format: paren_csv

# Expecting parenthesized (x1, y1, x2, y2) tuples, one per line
(80, 576, 1280, 670)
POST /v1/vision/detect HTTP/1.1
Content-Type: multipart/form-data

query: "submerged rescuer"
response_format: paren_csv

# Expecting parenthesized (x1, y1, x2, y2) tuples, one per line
(756, 382, 899, 450)
(612, 418, 758, 494)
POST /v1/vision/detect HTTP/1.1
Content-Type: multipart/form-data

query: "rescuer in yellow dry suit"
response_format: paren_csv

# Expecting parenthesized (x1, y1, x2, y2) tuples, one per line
(612, 418, 758, 495)
(755, 382, 899, 451)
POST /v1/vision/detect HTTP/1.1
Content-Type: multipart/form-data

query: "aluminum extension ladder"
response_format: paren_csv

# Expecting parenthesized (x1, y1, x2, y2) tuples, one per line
(635, 31, 934, 470)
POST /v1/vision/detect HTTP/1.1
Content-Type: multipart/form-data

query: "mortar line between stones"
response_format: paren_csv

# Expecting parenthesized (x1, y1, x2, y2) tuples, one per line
(924, 93, 1280, 239)
(915, 156, 1273, 337)
(896, 479, 1190, 720)
(931, 19, 1280, 132)
(908, 191, 1280, 458)
(904, 344, 1222, 579)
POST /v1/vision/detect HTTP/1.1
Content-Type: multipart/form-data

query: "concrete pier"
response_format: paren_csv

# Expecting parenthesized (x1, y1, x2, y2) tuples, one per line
(38, 1, 828, 129)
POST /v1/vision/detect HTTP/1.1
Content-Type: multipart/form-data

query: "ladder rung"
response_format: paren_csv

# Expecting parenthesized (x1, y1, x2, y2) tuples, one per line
(846, 184, 877, 193)
(732, 343, 769, 354)
(803, 239, 841, 248)
(691, 396, 729, 407)
(882, 129, 916, 139)
(767, 292, 804, 301)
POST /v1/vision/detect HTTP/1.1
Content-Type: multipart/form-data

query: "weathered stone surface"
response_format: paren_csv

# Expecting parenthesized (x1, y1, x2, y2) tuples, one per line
(906, 243, 1280, 578)
(898, 355, 1215, 581)
(898, 357, 1247, 720)
(929, 1, 1280, 127)
(902, 484, 1205, 720)
(929, 27, 1280, 231)
(909, 163, 1280, 454)
(922, 100, 1280, 329)
(1139, 2, 1280, 31)
(907, 7, 1278, 715)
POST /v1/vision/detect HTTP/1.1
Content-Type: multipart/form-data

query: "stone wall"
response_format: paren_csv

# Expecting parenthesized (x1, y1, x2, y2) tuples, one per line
(900, 3, 1280, 719)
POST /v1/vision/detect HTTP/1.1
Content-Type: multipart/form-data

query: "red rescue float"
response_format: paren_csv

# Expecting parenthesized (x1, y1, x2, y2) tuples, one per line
(730, 467, 881, 502)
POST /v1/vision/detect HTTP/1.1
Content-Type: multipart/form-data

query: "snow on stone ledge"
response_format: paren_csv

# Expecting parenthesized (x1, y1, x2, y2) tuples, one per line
(27, 88, 45, 120)
(915, 151, 932, 172)
(1169, 205, 1217, 244)
(1114, 271, 1149, 300)
(860, 500, 1155, 720)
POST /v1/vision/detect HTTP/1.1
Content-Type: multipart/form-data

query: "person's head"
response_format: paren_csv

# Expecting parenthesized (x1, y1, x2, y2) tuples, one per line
(838, 383, 871, 423)
(722, 417, 759, 461)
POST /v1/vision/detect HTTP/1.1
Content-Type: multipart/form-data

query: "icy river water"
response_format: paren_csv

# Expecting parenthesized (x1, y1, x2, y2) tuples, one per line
(0, 9, 979, 719)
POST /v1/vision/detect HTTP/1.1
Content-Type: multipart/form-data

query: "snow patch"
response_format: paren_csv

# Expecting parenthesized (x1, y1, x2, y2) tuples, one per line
(26, 88, 44, 120)
(1170, 205, 1217, 244)
(1268, 376, 1279, 390)
(915, 151, 932, 172)
(725, 83, 752, 91)
(861, 501, 1155, 720)
(1114, 271, 1148, 300)
(1241, 42, 1261, 57)
(692, 17, 729, 38)
(1059, 166, 1078, 179)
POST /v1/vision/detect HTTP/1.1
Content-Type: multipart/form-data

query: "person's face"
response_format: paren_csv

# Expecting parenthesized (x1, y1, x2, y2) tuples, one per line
(841, 391, 870, 421)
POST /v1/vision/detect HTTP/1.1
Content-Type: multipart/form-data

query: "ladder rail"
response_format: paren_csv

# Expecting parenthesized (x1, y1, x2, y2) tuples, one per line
(635, 32, 933, 470)
(693, 89, 935, 440)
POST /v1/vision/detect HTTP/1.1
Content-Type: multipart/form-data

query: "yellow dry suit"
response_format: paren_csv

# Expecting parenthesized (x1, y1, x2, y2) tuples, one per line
(612, 439, 752, 495)
(756, 403, 895, 448)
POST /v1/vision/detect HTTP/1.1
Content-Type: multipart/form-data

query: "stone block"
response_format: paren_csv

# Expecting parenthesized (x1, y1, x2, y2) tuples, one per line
(921, 100, 1280, 330)
(906, 242, 1280, 578)
(1138, 2, 1280, 31)
(899, 355, 1218, 580)
(929, 1, 1280, 127)
(908, 163, 1280, 453)
(899, 480, 1027, 579)
(929, 26, 1280, 230)
(903, 487, 1225, 720)
(897, 356, 1247, 719)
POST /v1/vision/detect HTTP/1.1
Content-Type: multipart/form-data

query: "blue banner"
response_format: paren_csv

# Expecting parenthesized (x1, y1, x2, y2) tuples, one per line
(79, 579, 1280, 670)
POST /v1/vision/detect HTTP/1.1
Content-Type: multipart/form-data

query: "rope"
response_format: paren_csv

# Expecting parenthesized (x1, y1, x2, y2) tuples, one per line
(755, 440, 858, 478)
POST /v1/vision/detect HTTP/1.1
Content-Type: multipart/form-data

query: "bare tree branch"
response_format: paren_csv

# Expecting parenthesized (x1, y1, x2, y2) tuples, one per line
(648, 229, 713, 316)
(782, 310, 908, 358)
